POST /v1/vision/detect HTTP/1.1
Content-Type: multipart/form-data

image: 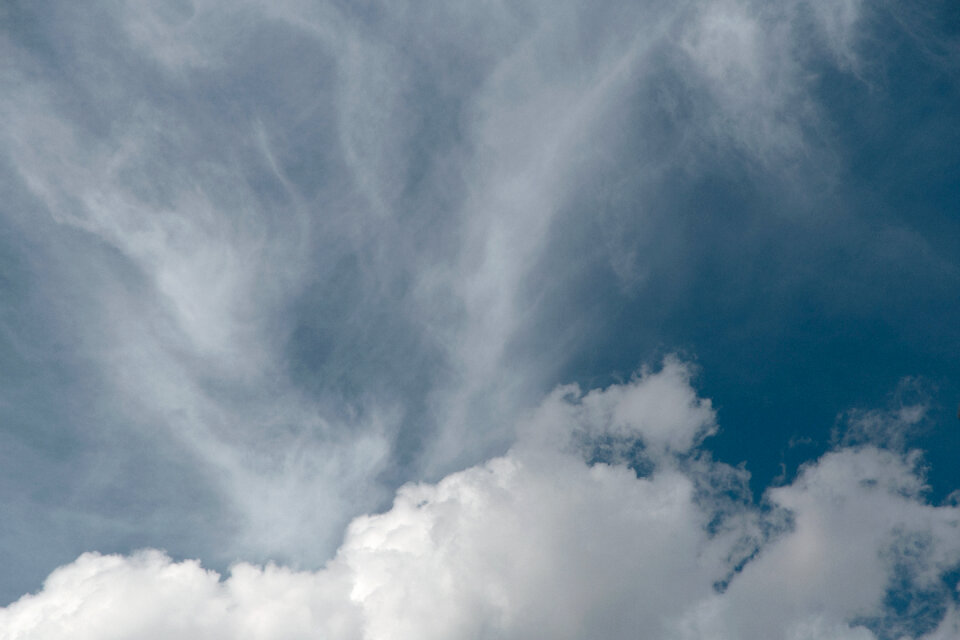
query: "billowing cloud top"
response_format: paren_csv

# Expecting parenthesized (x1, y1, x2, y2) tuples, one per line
(3, 363, 959, 639)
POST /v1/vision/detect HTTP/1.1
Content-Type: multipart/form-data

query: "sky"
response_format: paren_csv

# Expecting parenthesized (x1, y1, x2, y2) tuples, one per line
(0, 0, 959, 638)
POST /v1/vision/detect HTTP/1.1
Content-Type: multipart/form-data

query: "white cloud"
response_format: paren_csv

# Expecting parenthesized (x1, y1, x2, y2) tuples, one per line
(685, 445, 960, 640)
(3, 363, 957, 640)
(0, 550, 358, 640)
(11, 0, 950, 622)
(519, 356, 716, 454)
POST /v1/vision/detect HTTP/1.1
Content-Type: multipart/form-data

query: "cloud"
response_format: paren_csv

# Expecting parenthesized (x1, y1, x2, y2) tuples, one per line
(833, 377, 932, 451)
(3, 0, 958, 612)
(3, 362, 958, 640)
(519, 356, 717, 455)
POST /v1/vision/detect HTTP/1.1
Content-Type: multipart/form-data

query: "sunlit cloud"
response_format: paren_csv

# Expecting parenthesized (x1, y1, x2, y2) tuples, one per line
(3, 363, 957, 639)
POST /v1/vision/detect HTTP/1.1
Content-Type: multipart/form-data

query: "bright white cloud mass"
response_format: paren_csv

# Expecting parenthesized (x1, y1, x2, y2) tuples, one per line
(3, 363, 959, 639)
(2, 0, 959, 637)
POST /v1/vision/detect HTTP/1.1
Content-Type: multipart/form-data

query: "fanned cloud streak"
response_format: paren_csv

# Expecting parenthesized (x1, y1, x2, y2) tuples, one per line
(1, 0, 959, 636)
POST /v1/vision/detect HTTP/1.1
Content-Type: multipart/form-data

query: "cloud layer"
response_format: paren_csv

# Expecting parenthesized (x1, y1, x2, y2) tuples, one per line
(3, 362, 958, 639)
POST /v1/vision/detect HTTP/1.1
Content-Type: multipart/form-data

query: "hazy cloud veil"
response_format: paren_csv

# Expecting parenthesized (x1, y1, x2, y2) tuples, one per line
(1, 0, 959, 638)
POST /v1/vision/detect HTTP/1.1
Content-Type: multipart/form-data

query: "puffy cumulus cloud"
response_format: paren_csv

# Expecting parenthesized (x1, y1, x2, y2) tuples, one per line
(3, 362, 958, 640)
(680, 446, 960, 640)
(519, 356, 717, 456)
(0, 550, 360, 640)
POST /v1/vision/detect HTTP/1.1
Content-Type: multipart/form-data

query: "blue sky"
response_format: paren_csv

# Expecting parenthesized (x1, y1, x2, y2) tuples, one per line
(1, 1, 959, 638)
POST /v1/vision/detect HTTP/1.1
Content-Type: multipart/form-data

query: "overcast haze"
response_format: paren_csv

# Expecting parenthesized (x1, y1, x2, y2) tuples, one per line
(1, 1, 959, 638)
